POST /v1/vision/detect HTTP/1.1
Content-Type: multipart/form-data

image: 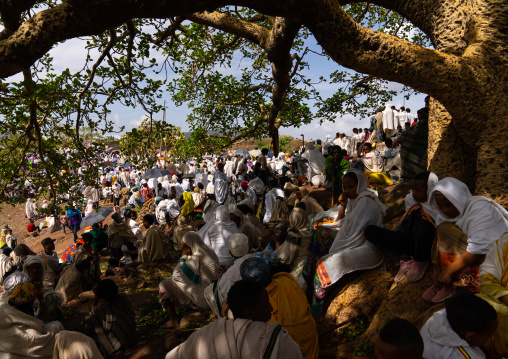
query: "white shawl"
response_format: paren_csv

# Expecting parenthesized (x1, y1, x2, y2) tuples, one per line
(0, 303, 64, 358)
(428, 177, 508, 255)
(166, 317, 302, 359)
(429, 177, 508, 235)
(318, 169, 386, 286)
(203, 206, 238, 266)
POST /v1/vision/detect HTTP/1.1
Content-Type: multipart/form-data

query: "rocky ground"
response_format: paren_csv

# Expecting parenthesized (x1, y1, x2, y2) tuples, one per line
(0, 181, 438, 359)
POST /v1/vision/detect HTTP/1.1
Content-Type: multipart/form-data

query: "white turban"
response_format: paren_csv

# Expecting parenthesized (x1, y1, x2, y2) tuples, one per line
(1, 272, 30, 299)
(227, 233, 249, 258)
(23, 255, 46, 278)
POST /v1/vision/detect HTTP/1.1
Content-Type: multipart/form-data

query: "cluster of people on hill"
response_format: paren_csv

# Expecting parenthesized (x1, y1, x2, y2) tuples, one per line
(4, 95, 507, 358)
(0, 231, 136, 358)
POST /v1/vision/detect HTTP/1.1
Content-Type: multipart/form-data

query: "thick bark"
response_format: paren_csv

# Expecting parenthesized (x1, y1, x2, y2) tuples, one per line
(0, 0, 506, 201)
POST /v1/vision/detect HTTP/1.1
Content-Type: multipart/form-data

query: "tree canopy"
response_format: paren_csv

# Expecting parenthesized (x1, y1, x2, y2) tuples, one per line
(0, 0, 506, 206)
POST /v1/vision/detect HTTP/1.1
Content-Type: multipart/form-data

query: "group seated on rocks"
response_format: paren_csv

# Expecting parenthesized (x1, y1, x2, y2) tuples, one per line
(4, 143, 508, 359)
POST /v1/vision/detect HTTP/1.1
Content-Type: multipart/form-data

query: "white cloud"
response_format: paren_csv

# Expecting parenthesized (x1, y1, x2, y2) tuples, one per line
(130, 114, 148, 128)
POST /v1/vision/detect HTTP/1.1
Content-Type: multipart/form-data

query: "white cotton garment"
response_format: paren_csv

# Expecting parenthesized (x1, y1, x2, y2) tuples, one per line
(301, 145, 325, 176)
(428, 177, 508, 255)
(263, 188, 285, 224)
(203, 206, 238, 266)
(421, 309, 486, 359)
(319, 169, 386, 286)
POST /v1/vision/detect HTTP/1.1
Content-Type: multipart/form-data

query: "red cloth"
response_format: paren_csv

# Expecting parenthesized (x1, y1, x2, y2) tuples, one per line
(27, 222, 36, 232)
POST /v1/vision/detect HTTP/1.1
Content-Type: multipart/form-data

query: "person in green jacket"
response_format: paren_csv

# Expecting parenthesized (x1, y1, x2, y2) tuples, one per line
(325, 145, 350, 205)
(90, 223, 108, 253)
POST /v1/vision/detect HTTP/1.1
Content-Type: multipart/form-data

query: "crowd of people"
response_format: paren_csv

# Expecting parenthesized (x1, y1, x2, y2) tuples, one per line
(0, 98, 507, 359)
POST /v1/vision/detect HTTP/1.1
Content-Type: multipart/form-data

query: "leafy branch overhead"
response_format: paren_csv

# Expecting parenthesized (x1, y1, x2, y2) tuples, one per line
(1, 0, 504, 206)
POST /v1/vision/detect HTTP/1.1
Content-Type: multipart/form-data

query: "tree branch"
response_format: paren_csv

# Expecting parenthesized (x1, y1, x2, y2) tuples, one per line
(153, 16, 185, 45)
(187, 10, 268, 47)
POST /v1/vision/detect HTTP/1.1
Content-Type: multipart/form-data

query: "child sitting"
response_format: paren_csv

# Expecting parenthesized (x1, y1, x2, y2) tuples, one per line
(421, 293, 498, 359)
(375, 318, 423, 359)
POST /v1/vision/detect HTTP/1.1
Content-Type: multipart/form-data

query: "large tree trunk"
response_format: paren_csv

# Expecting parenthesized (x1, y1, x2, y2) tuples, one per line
(427, 100, 477, 192)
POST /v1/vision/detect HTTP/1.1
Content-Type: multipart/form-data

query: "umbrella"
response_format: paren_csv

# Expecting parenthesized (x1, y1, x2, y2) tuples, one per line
(189, 160, 196, 164)
(142, 168, 172, 179)
(80, 207, 114, 228)
(249, 149, 262, 157)
(234, 150, 249, 155)
(118, 162, 134, 168)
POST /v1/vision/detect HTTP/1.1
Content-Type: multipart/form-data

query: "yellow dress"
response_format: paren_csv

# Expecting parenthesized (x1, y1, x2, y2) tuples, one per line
(179, 192, 195, 217)
(266, 272, 319, 359)
(477, 232, 508, 358)
(364, 170, 393, 188)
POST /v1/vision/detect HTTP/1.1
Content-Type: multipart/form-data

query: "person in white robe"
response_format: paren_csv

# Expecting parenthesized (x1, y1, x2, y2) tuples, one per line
(202, 205, 238, 266)
(322, 135, 333, 156)
(421, 297, 497, 359)
(262, 180, 285, 224)
(406, 108, 413, 124)
(191, 186, 207, 209)
(337, 133, 349, 152)
(204, 233, 255, 317)
(127, 212, 144, 241)
(213, 163, 230, 205)
(181, 178, 191, 192)
(312, 169, 386, 317)
(166, 279, 302, 359)
(0, 250, 13, 285)
(224, 159, 234, 178)
(25, 198, 36, 219)
(398, 107, 408, 126)
(162, 175, 171, 193)
(421, 177, 508, 299)
(383, 104, 395, 138)
(300, 143, 326, 182)
(195, 168, 208, 188)
(167, 194, 181, 220)
(360, 143, 384, 172)
(240, 181, 257, 208)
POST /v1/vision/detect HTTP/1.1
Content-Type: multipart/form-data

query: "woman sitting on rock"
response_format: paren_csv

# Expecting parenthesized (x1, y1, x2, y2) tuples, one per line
(364, 171, 439, 283)
(311, 169, 387, 318)
(422, 177, 508, 303)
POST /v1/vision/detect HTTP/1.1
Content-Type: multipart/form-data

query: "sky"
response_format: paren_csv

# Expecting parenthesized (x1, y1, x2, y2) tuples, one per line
(5, 24, 427, 143)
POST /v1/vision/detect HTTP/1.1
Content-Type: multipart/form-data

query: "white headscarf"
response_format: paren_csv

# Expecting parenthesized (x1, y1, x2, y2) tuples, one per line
(1, 272, 30, 299)
(215, 205, 230, 223)
(23, 255, 46, 278)
(345, 169, 387, 216)
(426, 172, 439, 199)
(429, 177, 508, 234)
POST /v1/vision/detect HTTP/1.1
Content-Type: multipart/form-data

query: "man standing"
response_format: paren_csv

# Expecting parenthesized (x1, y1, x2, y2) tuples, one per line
(375, 107, 384, 142)
(333, 132, 341, 146)
(383, 105, 395, 139)
(213, 162, 230, 205)
(112, 181, 121, 207)
(399, 106, 408, 126)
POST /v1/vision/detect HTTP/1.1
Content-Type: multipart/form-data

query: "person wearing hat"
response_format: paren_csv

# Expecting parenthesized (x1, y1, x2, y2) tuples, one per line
(204, 233, 255, 317)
